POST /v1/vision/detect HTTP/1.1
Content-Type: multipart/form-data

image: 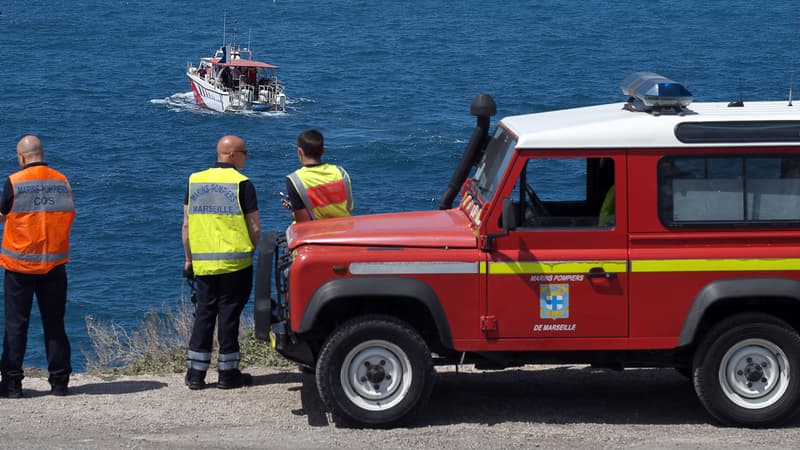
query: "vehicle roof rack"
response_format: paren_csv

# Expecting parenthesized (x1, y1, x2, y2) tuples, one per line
(621, 72, 693, 116)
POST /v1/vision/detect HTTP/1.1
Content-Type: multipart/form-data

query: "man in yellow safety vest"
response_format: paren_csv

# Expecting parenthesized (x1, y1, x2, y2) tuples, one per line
(284, 129, 353, 222)
(182, 135, 260, 390)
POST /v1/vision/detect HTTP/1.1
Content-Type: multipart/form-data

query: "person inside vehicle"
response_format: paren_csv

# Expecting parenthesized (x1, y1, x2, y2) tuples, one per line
(598, 184, 615, 227)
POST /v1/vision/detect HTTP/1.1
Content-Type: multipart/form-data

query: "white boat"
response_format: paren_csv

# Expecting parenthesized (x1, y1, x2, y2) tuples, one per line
(186, 23, 286, 113)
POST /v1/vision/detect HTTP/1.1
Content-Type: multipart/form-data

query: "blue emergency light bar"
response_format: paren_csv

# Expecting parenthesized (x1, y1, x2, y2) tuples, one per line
(621, 72, 693, 113)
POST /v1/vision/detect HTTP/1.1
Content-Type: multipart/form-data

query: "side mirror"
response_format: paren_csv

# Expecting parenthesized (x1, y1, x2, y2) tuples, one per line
(482, 197, 517, 252)
(501, 197, 519, 232)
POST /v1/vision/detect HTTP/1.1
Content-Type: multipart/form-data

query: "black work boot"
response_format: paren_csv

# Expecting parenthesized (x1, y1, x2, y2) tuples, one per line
(4, 377, 23, 399)
(49, 376, 70, 396)
(184, 368, 207, 390)
(217, 369, 252, 389)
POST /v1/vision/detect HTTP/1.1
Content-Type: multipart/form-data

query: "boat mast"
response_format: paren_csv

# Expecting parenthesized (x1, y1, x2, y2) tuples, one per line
(232, 18, 238, 49)
(222, 12, 227, 48)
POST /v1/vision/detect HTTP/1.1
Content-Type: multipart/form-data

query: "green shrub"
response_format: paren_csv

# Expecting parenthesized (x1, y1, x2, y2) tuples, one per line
(84, 299, 291, 375)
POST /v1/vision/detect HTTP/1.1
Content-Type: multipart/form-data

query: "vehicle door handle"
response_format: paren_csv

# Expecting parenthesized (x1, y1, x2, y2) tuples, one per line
(587, 268, 617, 279)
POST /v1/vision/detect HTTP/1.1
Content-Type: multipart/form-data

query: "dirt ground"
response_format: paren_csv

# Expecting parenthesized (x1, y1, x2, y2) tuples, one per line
(1, 365, 798, 449)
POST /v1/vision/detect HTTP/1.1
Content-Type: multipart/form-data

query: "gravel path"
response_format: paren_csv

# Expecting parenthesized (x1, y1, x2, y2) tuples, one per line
(1, 365, 798, 449)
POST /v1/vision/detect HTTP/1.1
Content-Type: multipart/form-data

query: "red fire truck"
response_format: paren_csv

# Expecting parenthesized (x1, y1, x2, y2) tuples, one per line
(256, 72, 800, 427)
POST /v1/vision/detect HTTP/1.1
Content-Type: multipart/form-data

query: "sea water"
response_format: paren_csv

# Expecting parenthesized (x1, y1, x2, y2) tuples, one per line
(1, 0, 797, 371)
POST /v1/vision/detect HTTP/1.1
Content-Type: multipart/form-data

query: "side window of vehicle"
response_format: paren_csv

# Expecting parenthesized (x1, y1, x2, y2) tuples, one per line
(659, 155, 800, 226)
(510, 157, 615, 228)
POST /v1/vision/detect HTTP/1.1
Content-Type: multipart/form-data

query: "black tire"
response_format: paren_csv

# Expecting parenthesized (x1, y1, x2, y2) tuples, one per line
(315, 315, 434, 427)
(693, 313, 800, 427)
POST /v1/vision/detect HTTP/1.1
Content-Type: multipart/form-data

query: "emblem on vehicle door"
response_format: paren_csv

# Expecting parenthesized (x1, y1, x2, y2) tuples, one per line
(540, 284, 569, 319)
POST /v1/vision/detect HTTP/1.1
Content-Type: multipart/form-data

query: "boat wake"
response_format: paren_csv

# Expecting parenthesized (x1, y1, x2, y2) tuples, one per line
(150, 92, 297, 116)
(150, 92, 214, 114)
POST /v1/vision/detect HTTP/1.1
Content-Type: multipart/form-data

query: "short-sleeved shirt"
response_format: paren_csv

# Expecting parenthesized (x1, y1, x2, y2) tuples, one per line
(184, 163, 258, 214)
(0, 162, 49, 215)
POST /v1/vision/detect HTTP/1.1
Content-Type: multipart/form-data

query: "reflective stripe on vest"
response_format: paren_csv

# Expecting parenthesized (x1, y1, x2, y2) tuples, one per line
(287, 164, 353, 220)
(187, 168, 254, 276)
(0, 166, 74, 274)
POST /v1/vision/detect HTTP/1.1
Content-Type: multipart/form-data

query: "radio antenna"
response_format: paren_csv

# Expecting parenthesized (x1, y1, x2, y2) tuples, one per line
(740, 79, 744, 102)
(789, 4, 799, 106)
(232, 18, 238, 48)
(684, 43, 692, 87)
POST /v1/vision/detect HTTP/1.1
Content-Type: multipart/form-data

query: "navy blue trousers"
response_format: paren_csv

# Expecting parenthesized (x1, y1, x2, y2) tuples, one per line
(189, 265, 252, 356)
(1, 264, 71, 382)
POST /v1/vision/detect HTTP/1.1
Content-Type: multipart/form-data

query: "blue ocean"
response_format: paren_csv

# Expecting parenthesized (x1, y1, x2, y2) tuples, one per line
(1, 0, 797, 371)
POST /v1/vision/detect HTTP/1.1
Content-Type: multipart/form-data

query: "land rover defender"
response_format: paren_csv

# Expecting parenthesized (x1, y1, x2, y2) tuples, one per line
(256, 73, 800, 428)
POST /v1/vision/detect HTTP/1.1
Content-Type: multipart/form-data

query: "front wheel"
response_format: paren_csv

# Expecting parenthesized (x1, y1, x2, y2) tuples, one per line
(316, 315, 434, 427)
(693, 313, 800, 427)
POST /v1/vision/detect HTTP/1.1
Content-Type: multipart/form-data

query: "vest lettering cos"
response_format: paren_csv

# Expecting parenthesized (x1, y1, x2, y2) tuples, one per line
(288, 164, 353, 220)
(187, 168, 254, 275)
(0, 166, 75, 274)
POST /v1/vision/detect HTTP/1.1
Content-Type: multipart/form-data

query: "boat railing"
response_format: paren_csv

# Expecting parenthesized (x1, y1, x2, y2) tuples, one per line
(239, 84, 255, 102)
(230, 91, 244, 109)
(259, 82, 282, 94)
(259, 85, 277, 103)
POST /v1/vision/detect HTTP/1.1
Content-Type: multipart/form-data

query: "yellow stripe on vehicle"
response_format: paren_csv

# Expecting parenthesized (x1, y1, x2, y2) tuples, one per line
(632, 258, 800, 273)
(347, 258, 800, 276)
(488, 261, 627, 275)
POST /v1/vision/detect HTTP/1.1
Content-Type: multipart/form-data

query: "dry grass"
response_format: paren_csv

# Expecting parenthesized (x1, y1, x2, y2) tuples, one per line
(84, 298, 291, 375)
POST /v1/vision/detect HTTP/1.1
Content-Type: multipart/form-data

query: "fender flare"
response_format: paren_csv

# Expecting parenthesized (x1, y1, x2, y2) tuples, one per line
(297, 276, 454, 348)
(677, 277, 800, 346)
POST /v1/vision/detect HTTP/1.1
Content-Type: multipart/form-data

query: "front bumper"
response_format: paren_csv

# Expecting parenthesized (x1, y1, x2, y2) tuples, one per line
(270, 320, 315, 366)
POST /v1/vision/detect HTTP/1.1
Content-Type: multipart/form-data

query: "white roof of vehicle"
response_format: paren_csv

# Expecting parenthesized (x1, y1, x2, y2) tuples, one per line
(500, 101, 800, 149)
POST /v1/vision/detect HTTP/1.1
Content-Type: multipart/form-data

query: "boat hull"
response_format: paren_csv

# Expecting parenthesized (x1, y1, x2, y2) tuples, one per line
(187, 73, 230, 112)
(187, 72, 285, 113)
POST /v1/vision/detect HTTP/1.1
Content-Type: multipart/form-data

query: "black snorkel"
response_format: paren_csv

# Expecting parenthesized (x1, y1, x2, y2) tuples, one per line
(438, 93, 497, 210)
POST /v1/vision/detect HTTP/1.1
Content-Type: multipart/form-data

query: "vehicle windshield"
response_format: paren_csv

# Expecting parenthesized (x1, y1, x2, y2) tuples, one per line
(472, 127, 517, 204)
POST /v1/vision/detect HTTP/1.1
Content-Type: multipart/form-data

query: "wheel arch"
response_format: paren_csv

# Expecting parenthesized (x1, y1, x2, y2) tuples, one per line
(297, 276, 454, 349)
(678, 277, 800, 347)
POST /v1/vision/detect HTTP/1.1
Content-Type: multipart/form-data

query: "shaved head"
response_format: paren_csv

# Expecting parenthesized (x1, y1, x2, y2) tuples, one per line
(17, 135, 43, 157)
(216, 135, 248, 168)
(16, 135, 44, 167)
(217, 135, 246, 154)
